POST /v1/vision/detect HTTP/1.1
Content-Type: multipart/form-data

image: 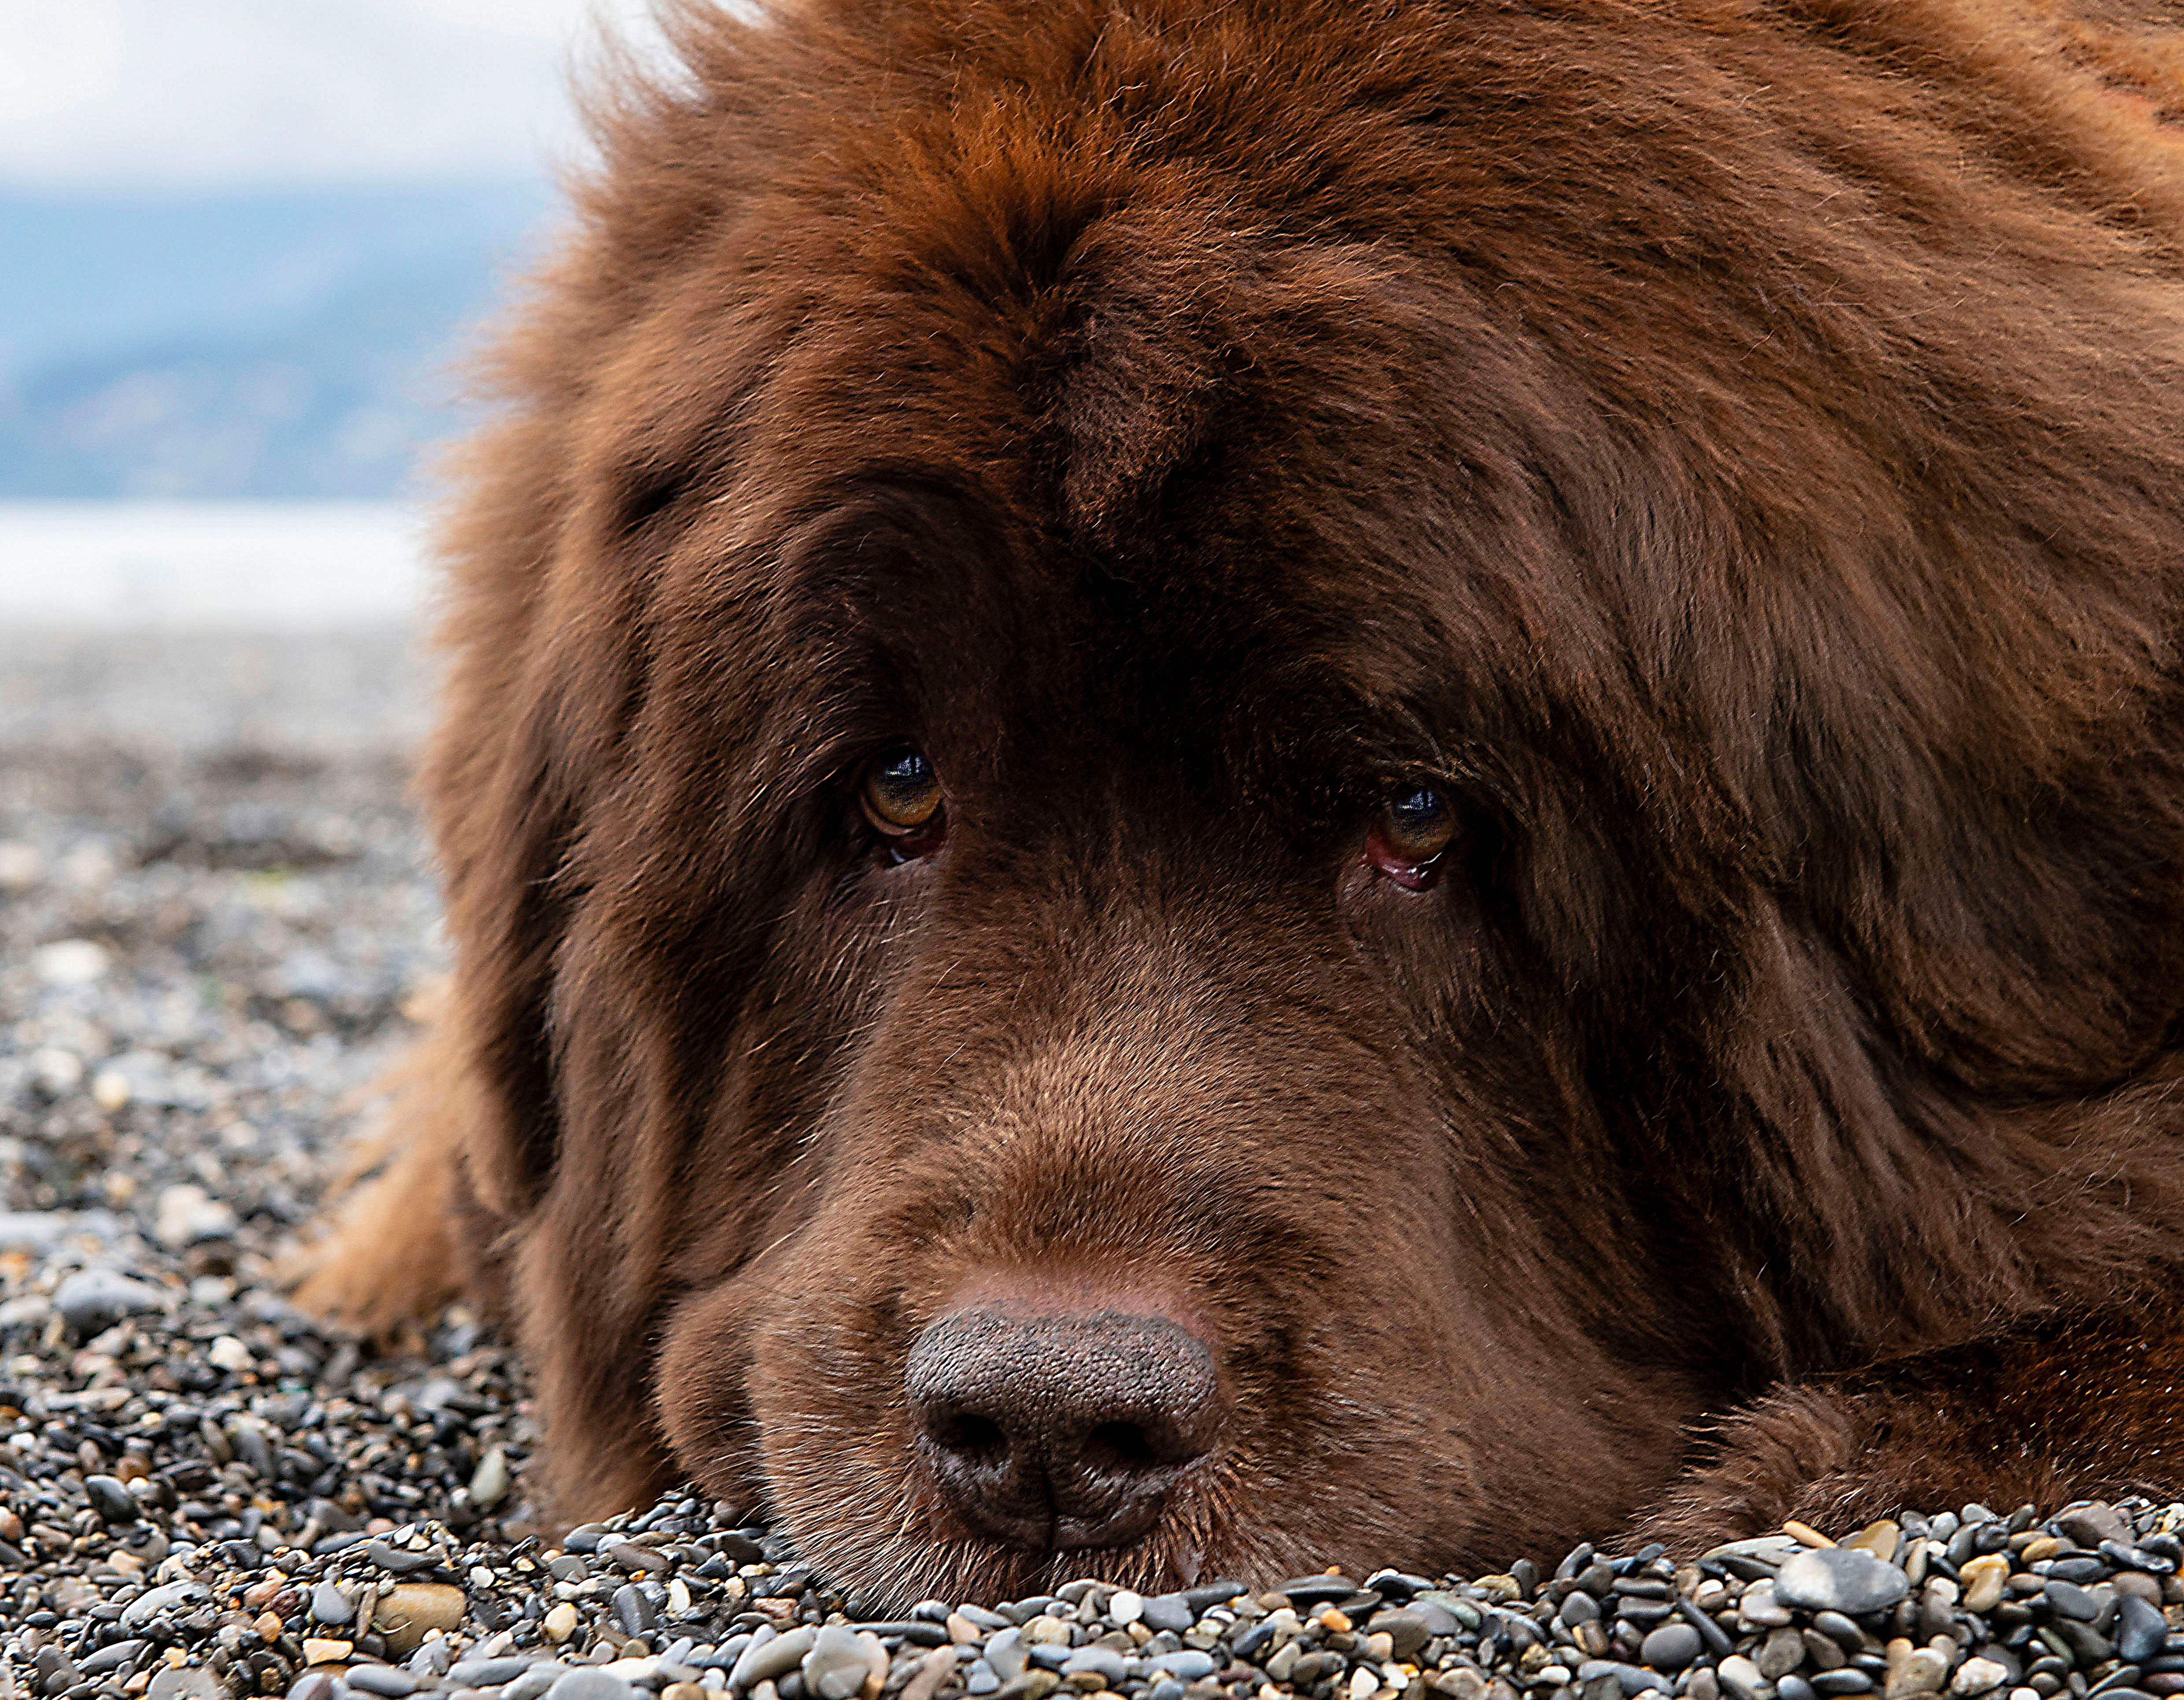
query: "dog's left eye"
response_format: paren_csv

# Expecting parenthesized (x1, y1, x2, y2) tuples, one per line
(1367, 785, 1453, 890)
(861, 749, 947, 861)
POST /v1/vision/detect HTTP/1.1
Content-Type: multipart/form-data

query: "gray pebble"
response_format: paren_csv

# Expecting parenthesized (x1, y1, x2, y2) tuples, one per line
(985, 1629, 1027, 1682)
(965, 1664, 1000, 1696)
(613, 1581, 657, 1635)
(1641, 1624, 1702, 1671)
(1061, 1648, 1127, 1685)
(2116, 1593, 2167, 1664)
(367, 1537, 441, 1574)
(448, 1660, 538, 1688)
(80, 1641, 148, 1676)
(1148, 1651, 1217, 1682)
(2046, 1578, 2101, 1620)
(347, 1668, 420, 1698)
(545, 1674, 641, 1700)
(734, 1626, 817, 1689)
(313, 1581, 358, 1625)
(1776, 1547, 1911, 1615)
(1139, 1594, 1196, 1634)
(1576, 1660, 1668, 1696)
(121, 1579, 211, 1629)
(504, 1665, 571, 1700)
(54, 1267, 169, 1335)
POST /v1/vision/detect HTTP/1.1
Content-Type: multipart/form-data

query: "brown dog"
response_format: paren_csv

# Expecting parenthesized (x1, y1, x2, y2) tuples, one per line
(299, 0, 2184, 1607)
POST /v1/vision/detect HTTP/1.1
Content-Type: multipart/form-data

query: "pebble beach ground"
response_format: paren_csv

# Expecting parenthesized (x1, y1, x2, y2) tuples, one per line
(3, 627, 2181, 1700)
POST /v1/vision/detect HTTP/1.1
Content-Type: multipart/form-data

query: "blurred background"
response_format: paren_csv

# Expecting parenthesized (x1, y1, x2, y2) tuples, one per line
(0, 0, 667, 646)
(0, 4, 681, 1402)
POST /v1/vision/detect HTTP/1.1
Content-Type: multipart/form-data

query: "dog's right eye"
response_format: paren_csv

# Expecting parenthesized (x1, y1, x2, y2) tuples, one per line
(861, 749, 946, 861)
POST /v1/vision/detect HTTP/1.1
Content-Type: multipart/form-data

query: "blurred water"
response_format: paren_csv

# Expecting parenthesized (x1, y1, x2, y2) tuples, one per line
(0, 501, 432, 628)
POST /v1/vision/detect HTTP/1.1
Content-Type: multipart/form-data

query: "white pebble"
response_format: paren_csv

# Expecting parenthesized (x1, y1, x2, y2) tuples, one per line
(207, 1335, 254, 1372)
(34, 939, 110, 986)
(1951, 1659, 2008, 1698)
(1108, 1590, 1144, 1626)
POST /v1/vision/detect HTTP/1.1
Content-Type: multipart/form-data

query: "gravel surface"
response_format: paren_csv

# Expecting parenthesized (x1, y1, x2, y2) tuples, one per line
(3, 628, 2181, 1700)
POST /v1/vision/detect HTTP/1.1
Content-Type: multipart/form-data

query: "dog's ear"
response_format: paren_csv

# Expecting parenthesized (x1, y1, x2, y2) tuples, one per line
(420, 419, 639, 1220)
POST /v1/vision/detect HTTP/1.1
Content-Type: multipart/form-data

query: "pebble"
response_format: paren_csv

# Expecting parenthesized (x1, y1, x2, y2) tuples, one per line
(804, 1624, 877, 1700)
(546, 1673, 642, 1700)
(1778, 1548, 1914, 1615)
(377, 1581, 469, 1653)
(1641, 1625, 1703, 1670)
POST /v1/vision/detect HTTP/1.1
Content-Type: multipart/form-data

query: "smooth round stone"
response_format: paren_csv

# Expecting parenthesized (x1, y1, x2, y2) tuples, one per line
(311, 1582, 356, 1626)
(1576, 1660, 1667, 1696)
(1757, 1627, 1807, 1680)
(449, 1659, 537, 1687)
(2043, 1581, 2099, 1622)
(984, 1630, 1028, 1682)
(735, 1629, 816, 1689)
(1813, 1613, 1866, 1650)
(1106, 1591, 1143, 1627)
(1273, 1577, 1361, 1609)
(2116, 1594, 2168, 1665)
(1813, 1676, 1875, 1697)
(120, 1580, 210, 1630)
(546, 1674, 642, 1700)
(1958, 1556, 2010, 1614)
(1949, 1660, 2008, 1698)
(965, 1665, 1000, 1697)
(1060, 1648, 1126, 1686)
(1640, 1625, 1702, 1671)
(1370, 1610, 1434, 1661)
(1777, 1548, 1911, 1616)
(1780, 1679, 1818, 1700)
(1718, 1656, 1770, 1700)
(376, 1582, 467, 1655)
(802, 1626, 877, 1700)
(1138, 1593, 1195, 1634)
(84, 1475, 140, 1523)
(54, 1268, 168, 1335)
(347, 1668, 418, 1698)
(1148, 1652, 1217, 1682)
(613, 1582, 658, 1636)
(1741, 1582, 1794, 1628)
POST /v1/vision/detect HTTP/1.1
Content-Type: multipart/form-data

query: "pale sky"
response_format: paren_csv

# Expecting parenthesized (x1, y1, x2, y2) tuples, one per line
(0, 0, 684, 189)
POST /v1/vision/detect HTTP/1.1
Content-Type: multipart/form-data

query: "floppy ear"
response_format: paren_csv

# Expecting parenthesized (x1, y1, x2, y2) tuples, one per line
(419, 413, 638, 1223)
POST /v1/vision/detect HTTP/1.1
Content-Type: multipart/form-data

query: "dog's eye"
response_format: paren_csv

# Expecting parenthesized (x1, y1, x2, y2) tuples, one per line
(861, 749, 946, 859)
(1367, 785, 1453, 890)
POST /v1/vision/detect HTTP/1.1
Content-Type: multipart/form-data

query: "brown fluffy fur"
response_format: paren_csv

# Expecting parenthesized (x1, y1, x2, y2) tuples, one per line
(296, 0, 2184, 1605)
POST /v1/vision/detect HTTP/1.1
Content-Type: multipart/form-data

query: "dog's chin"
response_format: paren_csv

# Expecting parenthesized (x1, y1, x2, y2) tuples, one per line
(765, 1476, 1235, 1610)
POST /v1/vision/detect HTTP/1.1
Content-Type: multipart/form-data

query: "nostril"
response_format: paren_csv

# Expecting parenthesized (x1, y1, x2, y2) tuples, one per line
(1082, 1420, 1159, 1471)
(929, 1410, 1008, 1463)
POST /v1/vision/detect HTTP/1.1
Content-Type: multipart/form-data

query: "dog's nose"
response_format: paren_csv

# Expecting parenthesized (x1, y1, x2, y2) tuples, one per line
(905, 1304, 1224, 1552)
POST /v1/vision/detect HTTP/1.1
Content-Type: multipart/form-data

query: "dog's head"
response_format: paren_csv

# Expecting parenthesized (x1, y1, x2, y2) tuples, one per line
(430, 0, 2184, 1604)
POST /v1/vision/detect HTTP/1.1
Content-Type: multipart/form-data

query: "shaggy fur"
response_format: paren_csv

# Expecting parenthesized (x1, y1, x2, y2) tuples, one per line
(298, 0, 2184, 1605)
